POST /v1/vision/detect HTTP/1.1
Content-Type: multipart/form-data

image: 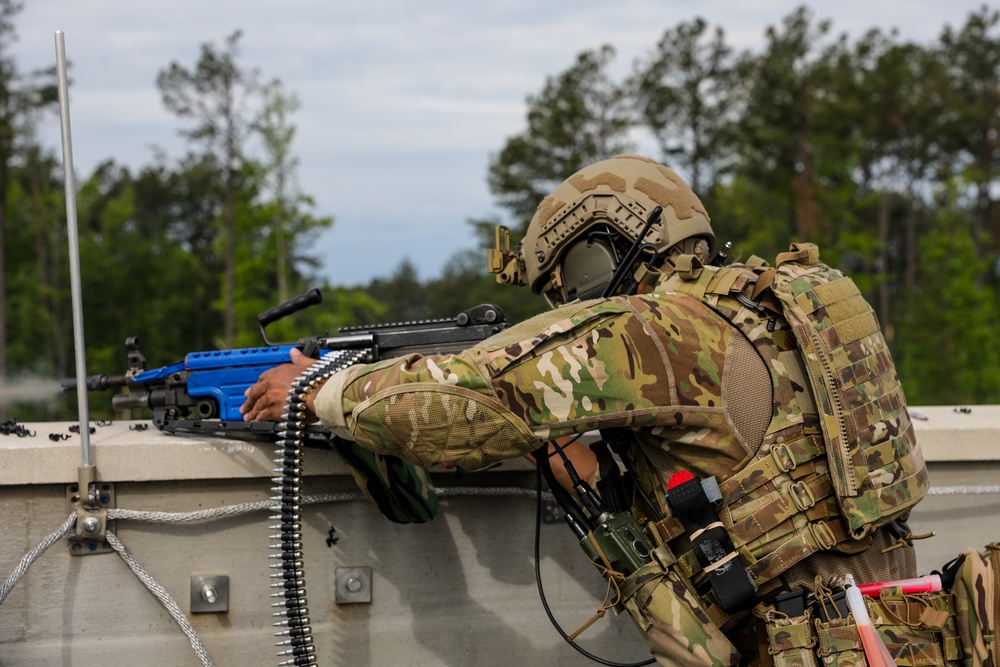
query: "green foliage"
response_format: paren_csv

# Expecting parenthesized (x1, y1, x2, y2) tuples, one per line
(356, 212, 548, 326)
(895, 192, 1000, 403)
(5, 160, 67, 375)
(631, 17, 739, 193)
(0, 24, 350, 420)
(0, 0, 61, 418)
(425, 249, 547, 324)
(361, 259, 431, 322)
(708, 174, 788, 264)
(157, 29, 275, 347)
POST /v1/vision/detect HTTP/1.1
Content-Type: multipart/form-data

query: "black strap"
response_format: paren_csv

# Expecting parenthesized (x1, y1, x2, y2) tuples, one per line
(666, 475, 758, 612)
(934, 553, 968, 592)
(533, 444, 593, 540)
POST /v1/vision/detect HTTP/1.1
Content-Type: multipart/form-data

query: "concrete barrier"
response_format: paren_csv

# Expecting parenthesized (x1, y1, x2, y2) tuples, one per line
(0, 408, 997, 666)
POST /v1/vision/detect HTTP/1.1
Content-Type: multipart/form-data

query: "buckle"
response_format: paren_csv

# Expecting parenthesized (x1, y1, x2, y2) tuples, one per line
(770, 443, 796, 473)
(735, 293, 765, 312)
(808, 522, 838, 550)
(789, 481, 816, 511)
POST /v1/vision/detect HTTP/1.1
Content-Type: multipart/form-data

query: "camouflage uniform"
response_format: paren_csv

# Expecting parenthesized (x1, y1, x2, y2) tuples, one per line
(314, 248, 931, 666)
(317, 292, 759, 479)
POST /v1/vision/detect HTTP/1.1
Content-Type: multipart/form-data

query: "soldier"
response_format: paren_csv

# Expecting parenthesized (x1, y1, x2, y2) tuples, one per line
(242, 154, 929, 666)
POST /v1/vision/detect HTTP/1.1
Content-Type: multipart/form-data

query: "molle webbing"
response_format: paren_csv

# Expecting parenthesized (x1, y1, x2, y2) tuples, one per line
(718, 437, 825, 508)
(655, 254, 907, 589)
(662, 261, 754, 303)
(769, 243, 929, 538)
(652, 512, 853, 586)
(655, 263, 858, 581)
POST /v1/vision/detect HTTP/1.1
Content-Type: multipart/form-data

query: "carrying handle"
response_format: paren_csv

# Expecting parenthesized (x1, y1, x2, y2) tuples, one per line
(257, 289, 323, 345)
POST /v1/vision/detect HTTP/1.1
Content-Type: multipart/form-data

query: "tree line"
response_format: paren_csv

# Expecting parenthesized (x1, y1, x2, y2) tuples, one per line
(480, 5, 1000, 406)
(0, 2, 997, 422)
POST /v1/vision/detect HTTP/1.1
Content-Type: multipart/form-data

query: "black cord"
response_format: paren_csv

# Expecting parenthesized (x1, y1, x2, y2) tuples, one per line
(533, 441, 593, 534)
(548, 435, 583, 481)
(533, 464, 655, 667)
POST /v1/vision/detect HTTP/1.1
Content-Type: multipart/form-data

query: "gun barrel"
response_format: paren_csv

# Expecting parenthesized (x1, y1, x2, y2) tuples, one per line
(61, 374, 130, 392)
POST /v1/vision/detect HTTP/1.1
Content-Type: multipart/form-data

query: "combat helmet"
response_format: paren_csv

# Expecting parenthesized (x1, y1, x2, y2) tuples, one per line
(489, 155, 714, 305)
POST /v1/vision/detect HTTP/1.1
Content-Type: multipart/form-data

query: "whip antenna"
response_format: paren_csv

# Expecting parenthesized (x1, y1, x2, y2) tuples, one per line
(55, 31, 95, 497)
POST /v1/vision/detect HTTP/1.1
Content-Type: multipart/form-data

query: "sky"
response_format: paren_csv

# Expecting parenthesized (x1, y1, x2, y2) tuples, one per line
(9, 0, 991, 287)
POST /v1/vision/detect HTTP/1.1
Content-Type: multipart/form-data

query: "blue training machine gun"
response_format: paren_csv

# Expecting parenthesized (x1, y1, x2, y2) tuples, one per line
(65, 289, 507, 444)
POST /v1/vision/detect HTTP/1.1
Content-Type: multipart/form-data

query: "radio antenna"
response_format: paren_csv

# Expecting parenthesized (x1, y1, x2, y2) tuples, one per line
(55, 31, 95, 500)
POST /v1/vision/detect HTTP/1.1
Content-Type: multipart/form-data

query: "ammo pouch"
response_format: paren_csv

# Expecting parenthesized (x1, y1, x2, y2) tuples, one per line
(757, 549, 1000, 667)
(761, 588, 959, 667)
(617, 542, 740, 667)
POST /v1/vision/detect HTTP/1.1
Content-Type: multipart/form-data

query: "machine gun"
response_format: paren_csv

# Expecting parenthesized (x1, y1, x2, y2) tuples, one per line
(64, 288, 508, 444)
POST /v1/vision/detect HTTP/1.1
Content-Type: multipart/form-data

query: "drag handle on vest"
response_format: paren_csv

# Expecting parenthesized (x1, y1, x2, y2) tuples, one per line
(666, 471, 758, 612)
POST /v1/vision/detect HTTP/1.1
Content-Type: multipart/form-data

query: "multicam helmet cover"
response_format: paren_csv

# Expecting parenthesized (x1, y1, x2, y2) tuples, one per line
(489, 155, 714, 305)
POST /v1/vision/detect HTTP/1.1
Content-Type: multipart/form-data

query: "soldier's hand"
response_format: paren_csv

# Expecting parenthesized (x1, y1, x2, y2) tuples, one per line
(241, 348, 320, 423)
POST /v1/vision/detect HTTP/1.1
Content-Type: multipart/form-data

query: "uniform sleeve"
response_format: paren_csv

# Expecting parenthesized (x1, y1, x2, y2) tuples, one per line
(313, 295, 733, 471)
(313, 351, 542, 470)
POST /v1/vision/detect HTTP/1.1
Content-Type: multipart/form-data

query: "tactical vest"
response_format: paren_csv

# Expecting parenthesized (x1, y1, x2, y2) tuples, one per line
(651, 243, 929, 589)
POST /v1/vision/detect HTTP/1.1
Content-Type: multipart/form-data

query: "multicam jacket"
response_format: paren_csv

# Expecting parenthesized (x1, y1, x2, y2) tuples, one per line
(315, 251, 928, 585)
(316, 291, 769, 492)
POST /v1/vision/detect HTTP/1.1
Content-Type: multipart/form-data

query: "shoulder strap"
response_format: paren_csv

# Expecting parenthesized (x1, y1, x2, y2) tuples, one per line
(775, 242, 820, 267)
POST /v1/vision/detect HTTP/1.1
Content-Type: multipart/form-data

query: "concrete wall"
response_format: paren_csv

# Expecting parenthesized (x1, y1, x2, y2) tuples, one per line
(902, 405, 1000, 572)
(0, 408, 997, 666)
